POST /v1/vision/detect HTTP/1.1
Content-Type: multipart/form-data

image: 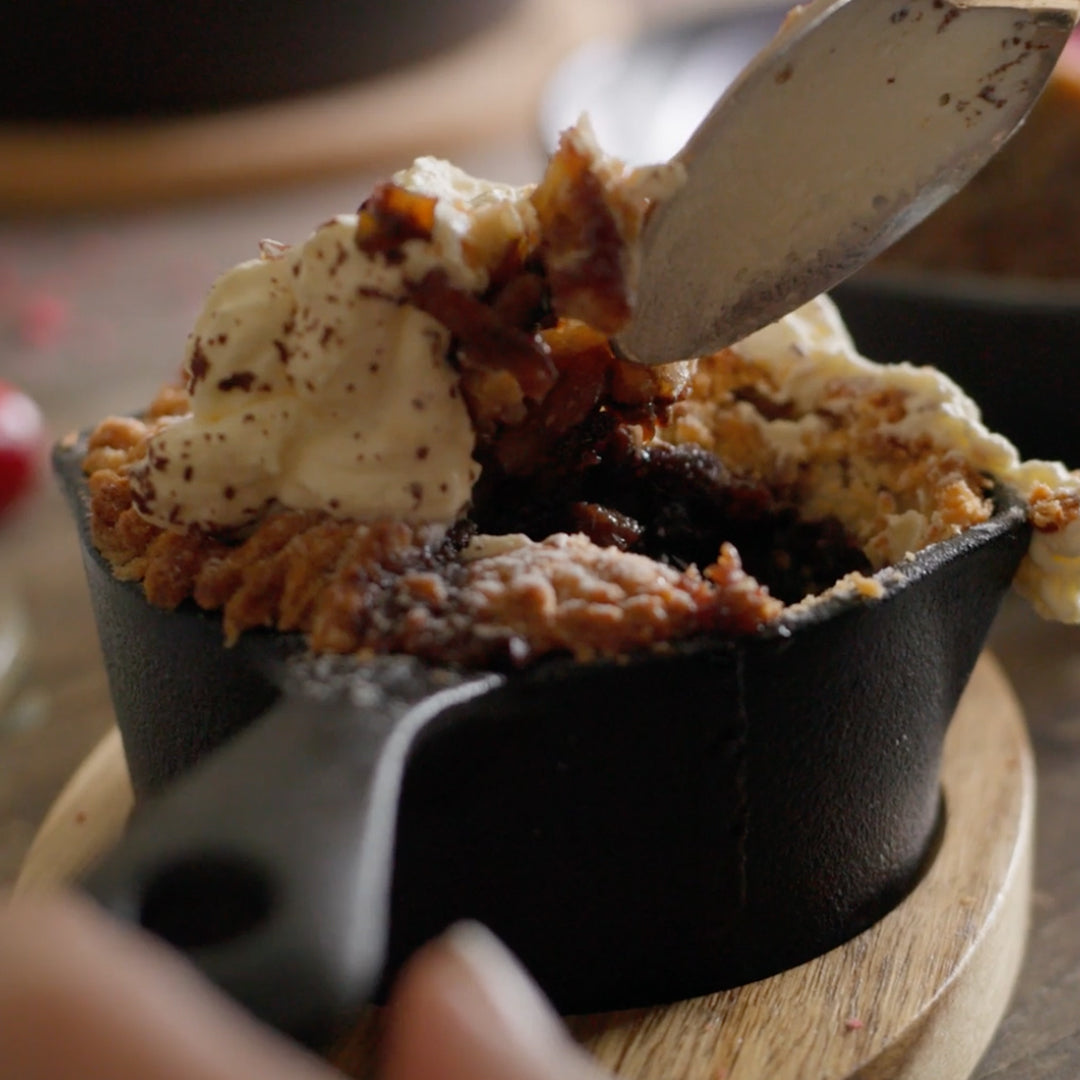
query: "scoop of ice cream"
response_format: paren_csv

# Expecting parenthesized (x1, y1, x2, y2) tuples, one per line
(128, 125, 685, 535)
(129, 162, 540, 532)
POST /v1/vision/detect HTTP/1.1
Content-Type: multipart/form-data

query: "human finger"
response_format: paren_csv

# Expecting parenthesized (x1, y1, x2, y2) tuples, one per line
(0, 891, 334, 1080)
(381, 922, 610, 1080)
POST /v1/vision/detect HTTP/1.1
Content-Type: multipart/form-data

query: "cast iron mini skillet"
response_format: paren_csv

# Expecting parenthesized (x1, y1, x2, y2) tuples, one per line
(56, 437, 1032, 1049)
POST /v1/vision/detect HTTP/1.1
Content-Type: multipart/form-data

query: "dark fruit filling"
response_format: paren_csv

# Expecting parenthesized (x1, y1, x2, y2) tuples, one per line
(471, 429, 871, 605)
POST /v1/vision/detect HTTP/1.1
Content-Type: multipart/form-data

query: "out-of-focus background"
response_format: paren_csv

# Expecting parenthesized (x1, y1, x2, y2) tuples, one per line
(1, 3, 1079, 1078)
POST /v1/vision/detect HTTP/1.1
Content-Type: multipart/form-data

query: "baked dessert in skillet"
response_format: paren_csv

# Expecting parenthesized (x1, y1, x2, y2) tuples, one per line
(78, 122, 1080, 662)
(59, 122, 1080, 1044)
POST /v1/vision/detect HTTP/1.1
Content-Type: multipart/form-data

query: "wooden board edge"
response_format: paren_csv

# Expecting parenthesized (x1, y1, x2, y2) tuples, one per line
(14, 726, 132, 896)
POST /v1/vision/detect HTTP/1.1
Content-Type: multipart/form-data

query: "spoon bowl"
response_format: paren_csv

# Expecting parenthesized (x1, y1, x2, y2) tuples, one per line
(613, 0, 1079, 365)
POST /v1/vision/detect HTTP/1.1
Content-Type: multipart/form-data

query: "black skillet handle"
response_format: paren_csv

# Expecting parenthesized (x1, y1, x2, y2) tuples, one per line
(81, 658, 502, 1049)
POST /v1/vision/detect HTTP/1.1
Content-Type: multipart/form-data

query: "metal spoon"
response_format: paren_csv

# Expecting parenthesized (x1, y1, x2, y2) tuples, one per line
(614, 0, 1079, 366)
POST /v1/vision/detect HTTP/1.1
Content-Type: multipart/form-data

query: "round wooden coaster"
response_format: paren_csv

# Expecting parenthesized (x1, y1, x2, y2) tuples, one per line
(17, 652, 1033, 1080)
(0, 0, 634, 212)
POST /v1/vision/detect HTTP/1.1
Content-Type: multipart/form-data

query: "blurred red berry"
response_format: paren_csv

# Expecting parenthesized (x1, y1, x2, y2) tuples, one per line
(0, 381, 44, 520)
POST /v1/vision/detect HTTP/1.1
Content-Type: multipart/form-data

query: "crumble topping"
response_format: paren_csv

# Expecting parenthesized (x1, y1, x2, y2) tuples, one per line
(79, 122, 1080, 667)
(86, 407, 781, 664)
(661, 303, 997, 568)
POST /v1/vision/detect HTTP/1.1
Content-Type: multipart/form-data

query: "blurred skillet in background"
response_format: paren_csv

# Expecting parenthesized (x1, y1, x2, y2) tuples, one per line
(0, 0, 521, 119)
(539, 5, 1080, 464)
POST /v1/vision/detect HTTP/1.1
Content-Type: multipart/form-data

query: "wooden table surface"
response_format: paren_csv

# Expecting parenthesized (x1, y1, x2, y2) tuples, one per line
(1, 6, 1079, 1077)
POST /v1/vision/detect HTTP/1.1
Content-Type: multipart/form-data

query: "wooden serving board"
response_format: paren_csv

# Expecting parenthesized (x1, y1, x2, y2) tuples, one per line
(0, 0, 633, 212)
(18, 653, 1033, 1080)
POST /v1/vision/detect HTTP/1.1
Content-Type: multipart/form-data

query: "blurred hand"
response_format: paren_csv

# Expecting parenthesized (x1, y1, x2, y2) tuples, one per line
(0, 893, 608, 1080)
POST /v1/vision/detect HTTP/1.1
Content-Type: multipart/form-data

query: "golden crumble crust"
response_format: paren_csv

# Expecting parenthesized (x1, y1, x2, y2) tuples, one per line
(83, 437, 781, 664)
(1028, 483, 1080, 532)
(663, 349, 995, 568)
(81, 125, 1027, 667)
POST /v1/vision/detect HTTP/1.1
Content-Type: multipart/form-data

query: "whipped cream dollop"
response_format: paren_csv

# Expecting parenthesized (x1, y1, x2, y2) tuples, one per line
(727, 296, 1080, 623)
(131, 160, 539, 532)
